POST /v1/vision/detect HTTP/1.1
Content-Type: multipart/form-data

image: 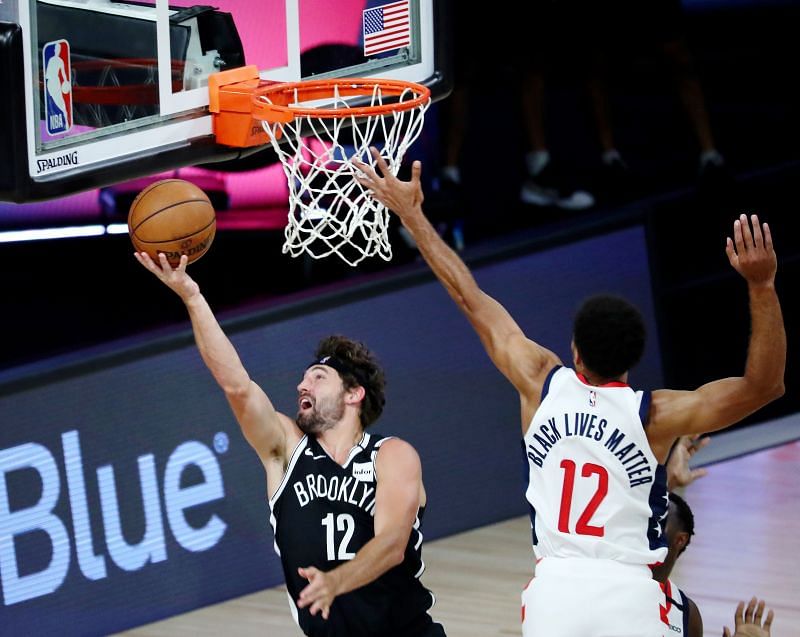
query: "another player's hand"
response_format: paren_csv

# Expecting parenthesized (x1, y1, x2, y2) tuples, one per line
(133, 252, 200, 302)
(297, 566, 341, 620)
(353, 146, 424, 217)
(667, 435, 709, 490)
(723, 598, 774, 637)
(725, 214, 777, 288)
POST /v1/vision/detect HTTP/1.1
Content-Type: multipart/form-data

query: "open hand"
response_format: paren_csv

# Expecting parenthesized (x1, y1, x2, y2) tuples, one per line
(725, 214, 777, 287)
(297, 566, 341, 620)
(667, 435, 710, 490)
(353, 146, 424, 217)
(723, 598, 774, 637)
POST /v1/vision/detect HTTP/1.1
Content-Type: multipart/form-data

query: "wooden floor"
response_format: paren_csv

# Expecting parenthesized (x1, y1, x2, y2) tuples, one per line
(668, 440, 800, 636)
(118, 441, 800, 637)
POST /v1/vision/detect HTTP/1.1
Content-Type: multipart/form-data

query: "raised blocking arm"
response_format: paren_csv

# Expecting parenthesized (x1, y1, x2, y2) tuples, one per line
(354, 150, 561, 419)
(648, 215, 785, 459)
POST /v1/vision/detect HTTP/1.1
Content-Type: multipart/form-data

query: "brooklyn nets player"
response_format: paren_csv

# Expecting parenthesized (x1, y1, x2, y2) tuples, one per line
(134, 251, 445, 637)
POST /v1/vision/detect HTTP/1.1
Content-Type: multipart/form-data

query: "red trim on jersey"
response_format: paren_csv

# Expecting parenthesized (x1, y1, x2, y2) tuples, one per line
(521, 575, 536, 622)
(523, 575, 535, 590)
(576, 372, 629, 388)
(659, 579, 673, 626)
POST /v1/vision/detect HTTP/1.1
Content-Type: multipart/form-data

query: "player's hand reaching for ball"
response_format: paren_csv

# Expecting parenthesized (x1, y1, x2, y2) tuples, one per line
(134, 252, 200, 303)
(353, 146, 425, 219)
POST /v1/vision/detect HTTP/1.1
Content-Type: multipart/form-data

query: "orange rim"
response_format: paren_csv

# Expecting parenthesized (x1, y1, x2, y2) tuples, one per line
(250, 78, 430, 123)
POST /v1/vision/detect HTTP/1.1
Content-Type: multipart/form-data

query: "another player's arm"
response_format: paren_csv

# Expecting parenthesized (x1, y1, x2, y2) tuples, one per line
(665, 435, 709, 490)
(686, 596, 704, 637)
(297, 438, 422, 619)
(354, 149, 560, 422)
(134, 253, 293, 466)
(647, 215, 785, 461)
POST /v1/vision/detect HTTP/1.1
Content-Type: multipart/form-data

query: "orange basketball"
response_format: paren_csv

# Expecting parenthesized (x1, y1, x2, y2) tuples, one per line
(128, 179, 216, 267)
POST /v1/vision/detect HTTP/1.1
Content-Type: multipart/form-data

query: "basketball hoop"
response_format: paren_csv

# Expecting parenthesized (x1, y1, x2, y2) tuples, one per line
(248, 78, 431, 266)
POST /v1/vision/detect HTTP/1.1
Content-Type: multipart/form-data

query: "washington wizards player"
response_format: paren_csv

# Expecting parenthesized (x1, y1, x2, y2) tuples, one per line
(652, 491, 703, 637)
(356, 150, 785, 637)
(658, 436, 776, 637)
(134, 251, 445, 637)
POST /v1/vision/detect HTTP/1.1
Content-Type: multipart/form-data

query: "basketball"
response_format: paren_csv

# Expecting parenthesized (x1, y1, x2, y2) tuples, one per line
(128, 179, 216, 267)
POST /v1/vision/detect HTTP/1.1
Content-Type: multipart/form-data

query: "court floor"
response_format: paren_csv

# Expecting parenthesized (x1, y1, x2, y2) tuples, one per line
(117, 440, 800, 637)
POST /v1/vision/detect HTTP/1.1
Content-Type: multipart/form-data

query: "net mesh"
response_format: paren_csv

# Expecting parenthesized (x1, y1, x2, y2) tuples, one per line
(256, 81, 429, 266)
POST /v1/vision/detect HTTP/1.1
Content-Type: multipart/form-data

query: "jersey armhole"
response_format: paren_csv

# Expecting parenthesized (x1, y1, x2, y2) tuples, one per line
(371, 435, 394, 481)
(639, 390, 652, 428)
(540, 364, 562, 401)
(268, 435, 309, 507)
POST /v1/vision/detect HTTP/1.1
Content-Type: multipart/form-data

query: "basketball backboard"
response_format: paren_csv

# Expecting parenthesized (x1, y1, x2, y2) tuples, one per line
(0, 0, 451, 202)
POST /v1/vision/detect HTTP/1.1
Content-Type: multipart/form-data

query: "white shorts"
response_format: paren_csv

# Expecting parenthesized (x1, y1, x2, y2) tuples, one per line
(521, 557, 666, 637)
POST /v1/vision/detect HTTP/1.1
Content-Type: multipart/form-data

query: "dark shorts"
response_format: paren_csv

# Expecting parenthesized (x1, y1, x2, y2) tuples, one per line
(399, 613, 447, 637)
(419, 620, 447, 637)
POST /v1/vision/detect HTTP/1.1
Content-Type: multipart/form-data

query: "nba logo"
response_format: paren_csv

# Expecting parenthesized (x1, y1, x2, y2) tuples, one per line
(43, 39, 73, 135)
(589, 390, 597, 407)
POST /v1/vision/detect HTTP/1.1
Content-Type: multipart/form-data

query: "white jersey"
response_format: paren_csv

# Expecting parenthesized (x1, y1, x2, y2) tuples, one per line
(661, 578, 691, 636)
(522, 366, 668, 565)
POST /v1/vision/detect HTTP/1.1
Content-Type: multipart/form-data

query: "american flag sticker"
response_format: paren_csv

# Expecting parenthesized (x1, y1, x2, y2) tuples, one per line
(363, 0, 411, 57)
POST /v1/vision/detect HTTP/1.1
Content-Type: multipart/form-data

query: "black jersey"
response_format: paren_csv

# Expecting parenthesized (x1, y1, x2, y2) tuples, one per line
(269, 432, 437, 637)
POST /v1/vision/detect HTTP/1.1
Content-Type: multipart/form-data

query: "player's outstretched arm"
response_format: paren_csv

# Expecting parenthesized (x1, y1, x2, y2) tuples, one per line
(133, 252, 292, 465)
(648, 215, 785, 456)
(296, 438, 422, 619)
(354, 149, 560, 415)
(723, 598, 774, 637)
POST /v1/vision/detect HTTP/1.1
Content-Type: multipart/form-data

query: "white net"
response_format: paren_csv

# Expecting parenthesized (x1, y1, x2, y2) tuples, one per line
(255, 80, 430, 267)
